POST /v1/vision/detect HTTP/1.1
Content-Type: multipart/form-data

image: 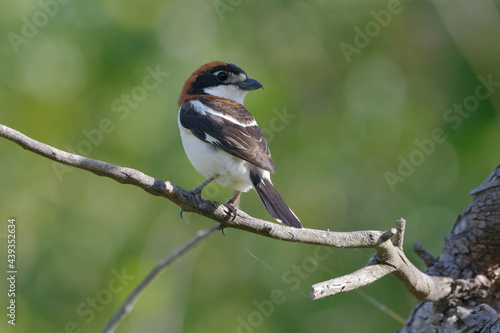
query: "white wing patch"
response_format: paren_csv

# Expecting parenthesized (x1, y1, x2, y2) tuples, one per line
(189, 100, 258, 127)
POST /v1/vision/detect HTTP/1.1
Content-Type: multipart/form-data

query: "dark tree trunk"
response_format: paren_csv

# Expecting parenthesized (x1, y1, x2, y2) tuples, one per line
(400, 166, 500, 332)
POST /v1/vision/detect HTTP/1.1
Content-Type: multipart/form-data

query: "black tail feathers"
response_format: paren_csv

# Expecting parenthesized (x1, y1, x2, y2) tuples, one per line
(250, 170, 302, 228)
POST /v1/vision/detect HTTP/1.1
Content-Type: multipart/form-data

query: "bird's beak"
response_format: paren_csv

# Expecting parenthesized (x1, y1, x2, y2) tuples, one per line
(237, 77, 264, 91)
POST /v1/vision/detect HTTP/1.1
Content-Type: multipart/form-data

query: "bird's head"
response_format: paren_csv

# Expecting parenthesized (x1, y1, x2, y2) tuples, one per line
(178, 61, 263, 105)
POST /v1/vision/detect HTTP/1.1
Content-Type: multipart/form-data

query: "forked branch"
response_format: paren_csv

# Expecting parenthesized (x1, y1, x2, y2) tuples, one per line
(311, 219, 453, 301)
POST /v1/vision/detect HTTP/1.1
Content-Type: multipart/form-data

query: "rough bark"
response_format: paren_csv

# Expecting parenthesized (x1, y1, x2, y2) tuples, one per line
(400, 166, 500, 332)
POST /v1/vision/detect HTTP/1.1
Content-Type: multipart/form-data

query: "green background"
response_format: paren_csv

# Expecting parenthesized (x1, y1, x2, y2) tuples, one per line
(1, 0, 500, 332)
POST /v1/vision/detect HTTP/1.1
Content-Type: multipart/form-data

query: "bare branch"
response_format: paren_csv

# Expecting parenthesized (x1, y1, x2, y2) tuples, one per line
(0, 123, 452, 313)
(311, 262, 395, 299)
(311, 219, 453, 301)
(393, 218, 406, 250)
(0, 123, 390, 248)
(413, 241, 438, 267)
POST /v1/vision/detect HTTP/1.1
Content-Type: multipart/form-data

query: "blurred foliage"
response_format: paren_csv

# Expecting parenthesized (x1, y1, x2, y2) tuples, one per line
(1, 0, 500, 332)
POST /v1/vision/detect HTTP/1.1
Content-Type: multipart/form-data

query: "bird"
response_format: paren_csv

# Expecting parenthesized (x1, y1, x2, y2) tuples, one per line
(177, 61, 302, 228)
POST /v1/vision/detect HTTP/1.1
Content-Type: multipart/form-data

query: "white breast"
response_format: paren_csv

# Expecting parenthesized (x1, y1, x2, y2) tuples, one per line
(178, 114, 255, 192)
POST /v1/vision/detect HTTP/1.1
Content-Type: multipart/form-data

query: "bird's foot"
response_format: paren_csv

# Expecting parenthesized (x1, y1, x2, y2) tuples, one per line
(223, 191, 241, 222)
(217, 223, 228, 235)
(192, 176, 217, 198)
(180, 177, 217, 219)
(224, 201, 238, 223)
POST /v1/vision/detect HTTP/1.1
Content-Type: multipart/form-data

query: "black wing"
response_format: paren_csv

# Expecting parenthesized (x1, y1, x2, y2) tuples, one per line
(179, 99, 276, 173)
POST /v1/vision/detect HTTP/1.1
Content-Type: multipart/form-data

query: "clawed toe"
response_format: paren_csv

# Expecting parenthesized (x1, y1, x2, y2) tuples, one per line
(217, 223, 227, 235)
(224, 191, 241, 222)
(224, 202, 238, 222)
(189, 189, 203, 202)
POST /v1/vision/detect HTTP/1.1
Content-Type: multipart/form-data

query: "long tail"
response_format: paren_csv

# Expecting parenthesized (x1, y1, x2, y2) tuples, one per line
(250, 170, 302, 228)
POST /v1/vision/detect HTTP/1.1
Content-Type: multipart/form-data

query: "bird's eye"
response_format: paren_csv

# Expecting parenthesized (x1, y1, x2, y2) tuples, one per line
(216, 72, 229, 82)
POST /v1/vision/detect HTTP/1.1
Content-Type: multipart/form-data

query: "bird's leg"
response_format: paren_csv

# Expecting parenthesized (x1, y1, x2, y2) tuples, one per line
(180, 176, 217, 219)
(216, 191, 242, 234)
(225, 191, 241, 208)
(224, 191, 241, 222)
(191, 176, 217, 199)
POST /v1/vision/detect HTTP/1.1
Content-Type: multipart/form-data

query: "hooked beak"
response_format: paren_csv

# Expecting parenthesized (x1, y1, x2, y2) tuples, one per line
(237, 77, 264, 91)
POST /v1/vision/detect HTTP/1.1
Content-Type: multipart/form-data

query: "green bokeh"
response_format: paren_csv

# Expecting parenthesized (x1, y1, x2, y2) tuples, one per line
(1, 0, 500, 332)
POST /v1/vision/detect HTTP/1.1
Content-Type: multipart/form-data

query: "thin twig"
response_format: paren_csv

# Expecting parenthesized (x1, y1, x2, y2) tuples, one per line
(102, 222, 220, 333)
(413, 241, 438, 267)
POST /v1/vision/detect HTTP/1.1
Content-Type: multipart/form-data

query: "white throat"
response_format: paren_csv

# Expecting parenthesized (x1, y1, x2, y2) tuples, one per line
(203, 85, 248, 105)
